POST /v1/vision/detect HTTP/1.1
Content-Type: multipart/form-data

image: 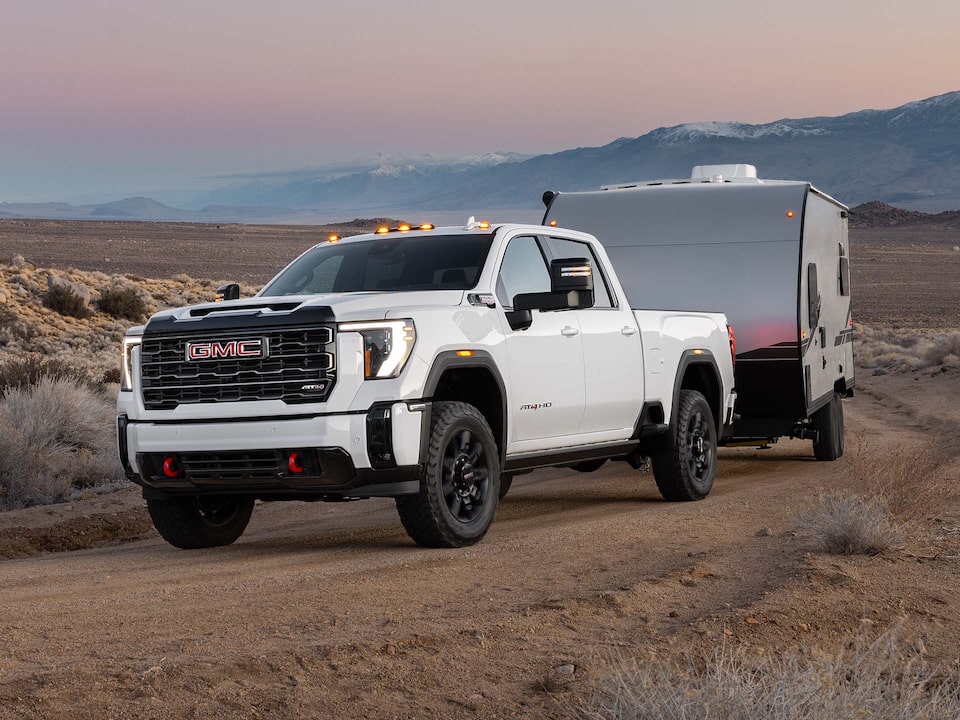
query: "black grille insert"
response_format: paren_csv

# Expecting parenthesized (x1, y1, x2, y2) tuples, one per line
(141, 326, 336, 410)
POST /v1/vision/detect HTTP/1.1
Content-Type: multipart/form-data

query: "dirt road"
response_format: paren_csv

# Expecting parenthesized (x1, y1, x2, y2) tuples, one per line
(2, 371, 959, 719)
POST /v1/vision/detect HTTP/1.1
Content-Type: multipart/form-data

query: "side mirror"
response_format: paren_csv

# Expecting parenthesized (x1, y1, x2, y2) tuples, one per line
(215, 283, 240, 302)
(505, 258, 596, 332)
(550, 257, 594, 308)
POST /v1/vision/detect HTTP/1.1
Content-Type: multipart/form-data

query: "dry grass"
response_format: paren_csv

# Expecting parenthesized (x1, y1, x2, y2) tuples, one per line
(578, 631, 960, 720)
(0, 377, 123, 509)
(856, 323, 960, 373)
(797, 492, 901, 555)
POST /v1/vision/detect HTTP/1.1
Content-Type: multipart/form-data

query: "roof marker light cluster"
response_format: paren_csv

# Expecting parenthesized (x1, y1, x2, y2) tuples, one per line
(372, 223, 435, 236)
(464, 216, 491, 230)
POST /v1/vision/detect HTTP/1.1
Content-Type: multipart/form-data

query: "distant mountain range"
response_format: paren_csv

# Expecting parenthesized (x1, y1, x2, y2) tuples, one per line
(2, 91, 958, 222)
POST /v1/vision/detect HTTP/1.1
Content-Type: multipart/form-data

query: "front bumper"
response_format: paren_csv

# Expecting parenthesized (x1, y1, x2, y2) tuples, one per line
(117, 402, 426, 500)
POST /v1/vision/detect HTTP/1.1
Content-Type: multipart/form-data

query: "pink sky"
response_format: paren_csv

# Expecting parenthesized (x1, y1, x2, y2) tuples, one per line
(1, 0, 958, 202)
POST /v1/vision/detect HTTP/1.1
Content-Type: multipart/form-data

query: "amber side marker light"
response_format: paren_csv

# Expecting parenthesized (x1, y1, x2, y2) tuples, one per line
(455, 350, 475, 357)
(786, 210, 796, 219)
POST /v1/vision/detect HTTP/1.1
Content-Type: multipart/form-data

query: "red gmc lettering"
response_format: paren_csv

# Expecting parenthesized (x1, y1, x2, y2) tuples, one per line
(187, 340, 263, 360)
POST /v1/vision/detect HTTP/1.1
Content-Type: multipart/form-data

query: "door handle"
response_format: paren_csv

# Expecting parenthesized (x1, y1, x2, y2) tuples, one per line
(621, 326, 637, 336)
(561, 326, 580, 337)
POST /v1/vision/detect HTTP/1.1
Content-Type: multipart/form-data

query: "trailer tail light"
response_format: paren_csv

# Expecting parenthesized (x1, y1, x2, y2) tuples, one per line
(727, 325, 736, 370)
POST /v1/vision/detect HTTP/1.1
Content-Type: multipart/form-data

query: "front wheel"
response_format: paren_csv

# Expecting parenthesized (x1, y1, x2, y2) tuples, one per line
(396, 401, 500, 548)
(146, 495, 255, 549)
(651, 389, 717, 501)
(812, 391, 845, 461)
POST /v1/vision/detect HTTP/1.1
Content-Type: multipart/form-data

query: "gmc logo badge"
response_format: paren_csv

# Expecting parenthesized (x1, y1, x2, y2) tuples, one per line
(186, 338, 268, 361)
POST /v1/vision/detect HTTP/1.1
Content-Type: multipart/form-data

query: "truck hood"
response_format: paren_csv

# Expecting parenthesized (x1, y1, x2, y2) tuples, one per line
(144, 291, 466, 333)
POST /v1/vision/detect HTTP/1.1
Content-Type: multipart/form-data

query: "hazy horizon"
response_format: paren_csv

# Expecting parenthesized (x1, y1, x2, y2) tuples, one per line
(2, 0, 959, 203)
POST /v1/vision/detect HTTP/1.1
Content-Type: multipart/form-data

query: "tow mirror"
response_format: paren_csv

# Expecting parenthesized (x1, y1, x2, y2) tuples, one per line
(550, 257, 594, 308)
(507, 258, 595, 331)
(215, 283, 240, 302)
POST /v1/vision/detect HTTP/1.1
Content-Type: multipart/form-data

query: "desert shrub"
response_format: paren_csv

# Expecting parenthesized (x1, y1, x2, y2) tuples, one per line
(45, 284, 93, 319)
(579, 631, 960, 720)
(96, 285, 149, 321)
(0, 305, 37, 341)
(101, 366, 123, 385)
(0, 356, 95, 395)
(0, 377, 123, 509)
(797, 492, 900, 555)
(923, 332, 960, 366)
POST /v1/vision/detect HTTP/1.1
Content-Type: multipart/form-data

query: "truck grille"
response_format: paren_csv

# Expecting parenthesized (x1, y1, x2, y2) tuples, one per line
(179, 451, 283, 481)
(140, 326, 335, 410)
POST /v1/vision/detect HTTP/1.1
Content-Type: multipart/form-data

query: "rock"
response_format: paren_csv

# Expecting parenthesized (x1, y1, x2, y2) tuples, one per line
(745, 616, 760, 625)
(48, 273, 92, 302)
(755, 527, 772, 537)
(554, 664, 576, 677)
(796, 622, 810, 632)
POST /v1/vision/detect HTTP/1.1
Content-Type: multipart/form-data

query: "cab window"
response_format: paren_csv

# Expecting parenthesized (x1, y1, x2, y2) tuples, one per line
(496, 235, 550, 309)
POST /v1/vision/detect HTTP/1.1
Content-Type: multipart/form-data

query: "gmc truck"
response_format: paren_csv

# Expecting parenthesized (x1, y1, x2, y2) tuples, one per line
(117, 219, 737, 549)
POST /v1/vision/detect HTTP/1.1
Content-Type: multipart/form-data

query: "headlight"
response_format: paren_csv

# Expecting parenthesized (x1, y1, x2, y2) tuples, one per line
(121, 336, 142, 391)
(339, 320, 416, 379)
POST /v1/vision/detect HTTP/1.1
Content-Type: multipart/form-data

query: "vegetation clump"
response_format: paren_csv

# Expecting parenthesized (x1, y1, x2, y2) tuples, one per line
(798, 491, 900, 555)
(44, 284, 93, 319)
(580, 632, 960, 720)
(0, 377, 122, 509)
(96, 285, 149, 321)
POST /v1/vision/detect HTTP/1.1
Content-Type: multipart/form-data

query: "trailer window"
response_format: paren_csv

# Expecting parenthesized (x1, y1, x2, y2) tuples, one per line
(807, 263, 821, 328)
(839, 257, 850, 297)
(543, 237, 614, 308)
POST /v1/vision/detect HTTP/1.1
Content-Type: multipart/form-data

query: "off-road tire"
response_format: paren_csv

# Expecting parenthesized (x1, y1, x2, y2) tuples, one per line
(396, 401, 500, 548)
(651, 389, 717, 501)
(812, 391, 845, 461)
(146, 495, 255, 549)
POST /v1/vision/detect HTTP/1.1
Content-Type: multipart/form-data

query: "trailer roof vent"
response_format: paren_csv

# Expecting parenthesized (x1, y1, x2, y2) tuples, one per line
(691, 164, 758, 183)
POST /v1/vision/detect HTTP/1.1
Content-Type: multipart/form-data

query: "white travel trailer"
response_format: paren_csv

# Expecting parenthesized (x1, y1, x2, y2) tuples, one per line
(542, 164, 853, 460)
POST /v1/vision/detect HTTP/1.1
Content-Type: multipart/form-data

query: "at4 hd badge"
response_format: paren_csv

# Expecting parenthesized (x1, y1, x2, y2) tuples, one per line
(519, 402, 553, 411)
(185, 338, 268, 361)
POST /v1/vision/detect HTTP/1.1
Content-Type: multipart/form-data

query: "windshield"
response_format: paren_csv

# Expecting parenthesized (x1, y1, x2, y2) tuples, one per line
(260, 233, 495, 297)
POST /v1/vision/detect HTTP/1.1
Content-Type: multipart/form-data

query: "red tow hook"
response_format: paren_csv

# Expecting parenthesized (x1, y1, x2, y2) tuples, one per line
(288, 451, 305, 474)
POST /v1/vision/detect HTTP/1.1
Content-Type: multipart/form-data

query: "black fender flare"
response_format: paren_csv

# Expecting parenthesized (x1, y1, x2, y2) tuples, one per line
(670, 349, 723, 431)
(422, 350, 508, 464)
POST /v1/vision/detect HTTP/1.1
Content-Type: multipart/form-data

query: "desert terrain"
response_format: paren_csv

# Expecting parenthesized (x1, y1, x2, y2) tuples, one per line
(0, 217, 959, 718)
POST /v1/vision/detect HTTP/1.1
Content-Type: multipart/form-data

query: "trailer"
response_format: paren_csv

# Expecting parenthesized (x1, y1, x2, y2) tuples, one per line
(541, 164, 853, 459)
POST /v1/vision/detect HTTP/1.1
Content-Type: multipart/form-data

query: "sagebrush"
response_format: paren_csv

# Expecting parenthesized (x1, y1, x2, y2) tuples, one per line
(797, 491, 901, 555)
(0, 377, 123, 509)
(96, 285, 149, 321)
(44, 284, 93, 319)
(0, 356, 95, 395)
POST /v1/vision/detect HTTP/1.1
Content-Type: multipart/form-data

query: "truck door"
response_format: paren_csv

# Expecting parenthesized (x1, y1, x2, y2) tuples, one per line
(543, 236, 645, 438)
(496, 235, 586, 450)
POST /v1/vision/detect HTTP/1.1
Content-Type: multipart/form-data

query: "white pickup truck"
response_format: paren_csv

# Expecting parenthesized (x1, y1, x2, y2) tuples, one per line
(117, 219, 737, 549)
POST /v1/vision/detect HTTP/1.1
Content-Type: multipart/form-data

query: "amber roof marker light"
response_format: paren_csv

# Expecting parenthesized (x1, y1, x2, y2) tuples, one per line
(327, 234, 340, 243)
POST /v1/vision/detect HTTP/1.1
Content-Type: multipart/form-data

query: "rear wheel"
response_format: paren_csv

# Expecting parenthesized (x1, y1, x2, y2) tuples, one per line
(146, 495, 254, 549)
(396, 401, 501, 547)
(652, 389, 717, 501)
(812, 391, 845, 461)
